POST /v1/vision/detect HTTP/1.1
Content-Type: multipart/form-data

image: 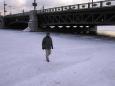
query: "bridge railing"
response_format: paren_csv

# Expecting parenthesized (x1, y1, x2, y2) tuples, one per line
(37, 0, 115, 13)
(6, 11, 30, 17)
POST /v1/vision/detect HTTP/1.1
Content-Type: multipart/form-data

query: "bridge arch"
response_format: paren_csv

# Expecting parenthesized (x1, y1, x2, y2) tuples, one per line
(7, 21, 28, 29)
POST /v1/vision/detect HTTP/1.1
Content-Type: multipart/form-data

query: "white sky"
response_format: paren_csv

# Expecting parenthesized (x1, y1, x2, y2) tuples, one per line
(0, 0, 108, 15)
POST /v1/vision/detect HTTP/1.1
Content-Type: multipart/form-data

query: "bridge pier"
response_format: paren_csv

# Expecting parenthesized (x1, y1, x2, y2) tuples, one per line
(25, 10, 39, 32)
(89, 26, 97, 35)
(0, 16, 4, 29)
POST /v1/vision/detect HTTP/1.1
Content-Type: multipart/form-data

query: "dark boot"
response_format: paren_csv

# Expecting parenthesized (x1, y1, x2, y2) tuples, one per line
(46, 56, 50, 62)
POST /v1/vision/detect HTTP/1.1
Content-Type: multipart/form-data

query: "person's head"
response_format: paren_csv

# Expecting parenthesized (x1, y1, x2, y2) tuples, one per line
(46, 32, 50, 36)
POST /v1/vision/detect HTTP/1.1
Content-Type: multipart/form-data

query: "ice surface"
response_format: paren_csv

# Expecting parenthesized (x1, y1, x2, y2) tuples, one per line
(0, 29, 115, 86)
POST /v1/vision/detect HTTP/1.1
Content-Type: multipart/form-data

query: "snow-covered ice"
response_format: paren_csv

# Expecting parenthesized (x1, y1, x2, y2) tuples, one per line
(0, 29, 115, 86)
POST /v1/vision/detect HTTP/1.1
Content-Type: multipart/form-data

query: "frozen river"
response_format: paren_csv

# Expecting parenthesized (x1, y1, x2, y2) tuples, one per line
(0, 29, 115, 86)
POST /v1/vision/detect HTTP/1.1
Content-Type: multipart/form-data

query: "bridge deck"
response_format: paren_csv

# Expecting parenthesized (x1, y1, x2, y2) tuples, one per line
(3, 0, 115, 31)
(38, 0, 115, 14)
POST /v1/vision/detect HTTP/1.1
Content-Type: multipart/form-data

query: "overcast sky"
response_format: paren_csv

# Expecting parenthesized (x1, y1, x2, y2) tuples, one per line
(0, 0, 108, 15)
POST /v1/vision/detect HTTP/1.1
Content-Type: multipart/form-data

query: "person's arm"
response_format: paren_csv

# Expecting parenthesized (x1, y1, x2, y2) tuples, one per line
(42, 38, 45, 49)
(51, 38, 53, 49)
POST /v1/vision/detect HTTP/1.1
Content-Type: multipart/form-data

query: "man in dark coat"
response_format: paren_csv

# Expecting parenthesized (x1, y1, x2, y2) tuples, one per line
(42, 33, 53, 62)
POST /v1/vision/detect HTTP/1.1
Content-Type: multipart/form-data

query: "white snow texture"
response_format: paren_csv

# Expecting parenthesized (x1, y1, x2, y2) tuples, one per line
(0, 29, 115, 86)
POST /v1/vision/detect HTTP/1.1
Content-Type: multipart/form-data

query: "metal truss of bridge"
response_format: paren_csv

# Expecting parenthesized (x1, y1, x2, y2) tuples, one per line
(1, 0, 115, 34)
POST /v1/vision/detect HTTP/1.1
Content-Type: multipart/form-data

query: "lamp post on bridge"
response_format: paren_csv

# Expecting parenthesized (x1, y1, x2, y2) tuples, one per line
(4, 0, 7, 16)
(32, 0, 37, 10)
(92, 0, 94, 7)
(0, 12, 1, 16)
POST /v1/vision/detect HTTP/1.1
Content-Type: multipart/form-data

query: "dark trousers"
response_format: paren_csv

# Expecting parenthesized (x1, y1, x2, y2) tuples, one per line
(45, 49, 51, 62)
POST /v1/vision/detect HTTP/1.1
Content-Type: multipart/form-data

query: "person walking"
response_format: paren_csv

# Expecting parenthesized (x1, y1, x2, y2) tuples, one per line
(42, 32, 53, 62)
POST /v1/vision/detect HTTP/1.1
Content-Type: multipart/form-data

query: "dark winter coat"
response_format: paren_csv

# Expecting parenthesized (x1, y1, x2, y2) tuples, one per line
(42, 36, 53, 49)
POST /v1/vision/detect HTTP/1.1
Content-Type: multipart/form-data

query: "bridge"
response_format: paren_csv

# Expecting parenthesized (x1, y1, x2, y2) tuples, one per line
(1, 0, 115, 34)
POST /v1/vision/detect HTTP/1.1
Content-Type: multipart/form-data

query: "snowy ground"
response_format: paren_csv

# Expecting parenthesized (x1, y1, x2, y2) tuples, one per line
(98, 26, 115, 37)
(0, 29, 115, 86)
